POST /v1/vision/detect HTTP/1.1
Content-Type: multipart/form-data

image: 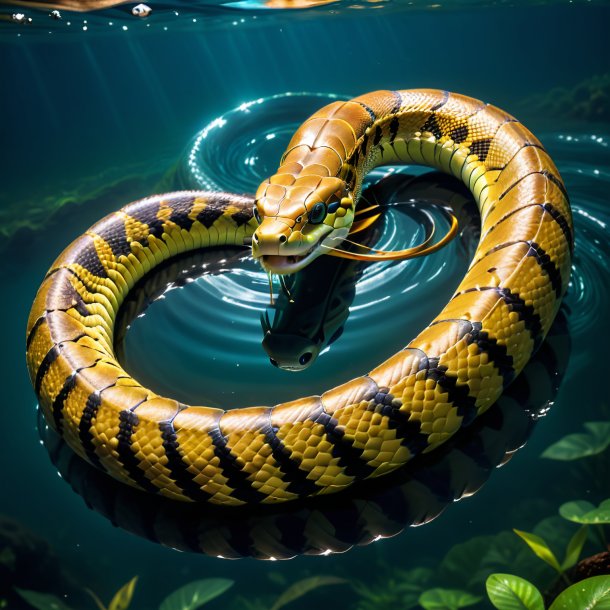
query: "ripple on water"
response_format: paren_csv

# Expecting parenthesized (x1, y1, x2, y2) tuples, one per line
(120, 94, 609, 408)
(549, 132, 610, 337)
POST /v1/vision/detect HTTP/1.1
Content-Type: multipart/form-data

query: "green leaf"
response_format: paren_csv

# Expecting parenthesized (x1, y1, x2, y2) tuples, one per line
(418, 588, 482, 610)
(109, 576, 138, 610)
(562, 525, 589, 570)
(549, 574, 610, 610)
(560, 499, 610, 524)
(541, 422, 610, 460)
(269, 576, 347, 610)
(159, 579, 234, 610)
(513, 529, 563, 573)
(85, 588, 107, 610)
(438, 532, 528, 590)
(486, 574, 544, 610)
(15, 589, 74, 610)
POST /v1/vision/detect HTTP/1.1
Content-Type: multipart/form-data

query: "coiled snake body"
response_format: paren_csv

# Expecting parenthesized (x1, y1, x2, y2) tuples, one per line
(26, 90, 573, 506)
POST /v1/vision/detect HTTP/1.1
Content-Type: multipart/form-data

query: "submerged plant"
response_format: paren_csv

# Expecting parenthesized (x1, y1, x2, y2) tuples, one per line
(486, 573, 610, 609)
(353, 566, 434, 610)
(513, 496, 610, 586)
(158, 579, 234, 610)
(418, 588, 481, 610)
(15, 577, 234, 610)
(15, 589, 73, 610)
(486, 574, 544, 610)
(560, 499, 610, 551)
(541, 421, 610, 461)
(513, 526, 588, 584)
(87, 576, 138, 610)
(269, 575, 347, 610)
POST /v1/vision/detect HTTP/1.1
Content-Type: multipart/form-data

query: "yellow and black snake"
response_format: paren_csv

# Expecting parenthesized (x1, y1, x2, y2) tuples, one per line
(26, 89, 573, 506)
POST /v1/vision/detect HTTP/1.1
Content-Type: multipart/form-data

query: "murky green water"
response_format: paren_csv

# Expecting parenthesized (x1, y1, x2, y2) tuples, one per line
(1, 2, 609, 609)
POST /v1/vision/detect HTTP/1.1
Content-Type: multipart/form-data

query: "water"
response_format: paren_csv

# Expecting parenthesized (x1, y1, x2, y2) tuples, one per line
(1, 2, 609, 609)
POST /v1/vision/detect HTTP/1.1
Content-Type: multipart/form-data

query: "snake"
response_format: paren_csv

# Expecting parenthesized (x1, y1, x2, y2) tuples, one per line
(26, 89, 573, 506)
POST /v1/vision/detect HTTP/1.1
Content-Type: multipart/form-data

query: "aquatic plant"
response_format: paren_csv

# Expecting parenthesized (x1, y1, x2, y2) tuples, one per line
(15, 577, 234, 610)
(541, 421, 610, 461)
(268, 576, 347, 610)
(486, 573, 610, 609)
(418, 588, 482, 610)
(513, 527, 588, 583)
(353, 566, 434, 609)
(15, 589, 73, 610)
(87, 576, 138, 610)
(559, 499, 610, 558)
(560, 499, 610, 527)
(514, 497, 609, 579)
(486, 574, 544, 610)
(516, 73, 610, 122)
(158, 579, 234, 610)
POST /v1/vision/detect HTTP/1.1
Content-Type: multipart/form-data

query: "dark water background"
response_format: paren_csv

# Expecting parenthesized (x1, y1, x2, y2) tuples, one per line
(1, 2, 609, 609)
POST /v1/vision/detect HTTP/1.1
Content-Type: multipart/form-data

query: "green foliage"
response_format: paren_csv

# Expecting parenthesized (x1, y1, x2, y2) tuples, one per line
(541, 422, 610, 461)
(560, 499, 610, 524)
(513, 530, 563, 573)
(561, 526, 589, 571)
(268, 576, 346, 610)
(86, 576, 138, 610)
(109, 577, 138, 610)
(437, 532, 542, 591)
(159, 579, 234, 610)
(418, 588, 481, 610)
(354, 567, 434, 610)
(15, 589, 73, 610)
(548, 575, 610, 610)
(485, 575, 610, 610)
(513, 520, 589, 575)
(486, 574, 545, 610)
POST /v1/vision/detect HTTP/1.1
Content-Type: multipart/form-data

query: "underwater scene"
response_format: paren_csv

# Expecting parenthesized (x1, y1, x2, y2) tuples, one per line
(1, 0, 610, 609)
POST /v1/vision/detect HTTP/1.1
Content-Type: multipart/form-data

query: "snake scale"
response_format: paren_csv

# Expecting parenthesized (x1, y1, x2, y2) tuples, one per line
(26, 89, 573, 506)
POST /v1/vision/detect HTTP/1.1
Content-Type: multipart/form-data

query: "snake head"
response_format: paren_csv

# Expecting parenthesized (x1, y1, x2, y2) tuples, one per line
(262, 331, 321, 371)
(251, 176, 354, 274)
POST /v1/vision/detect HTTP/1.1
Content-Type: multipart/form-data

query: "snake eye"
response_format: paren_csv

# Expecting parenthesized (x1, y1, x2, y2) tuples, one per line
(309, 202, 327, 224)
(253, 206, 262, 224)
(299, 352, 312, 366)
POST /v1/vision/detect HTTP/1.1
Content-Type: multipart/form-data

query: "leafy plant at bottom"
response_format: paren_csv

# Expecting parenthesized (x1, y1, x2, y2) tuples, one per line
(486, 573, 610, 610)
(486, 574, 545, 610)
(353, 567, 434, 610)
(513, 526, 588, 581)
(159, 578, 234, 610)
(268, 575, 347, 610)
(559, 498, 610, 550)
(16, 576, 234, 610)
(87, 576, 138, 610)
(15, 589, 73, 610)
(418, 587, 481, 610)
(541, 422, 610, 461)
(560, 499, 610, 525)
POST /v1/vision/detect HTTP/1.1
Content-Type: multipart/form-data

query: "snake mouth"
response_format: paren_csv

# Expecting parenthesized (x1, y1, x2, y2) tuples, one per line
(260, 245, 319, 275)
(257, 228, 348, 275)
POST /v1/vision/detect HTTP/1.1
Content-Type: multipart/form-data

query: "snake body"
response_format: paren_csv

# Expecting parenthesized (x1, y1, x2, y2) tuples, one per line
(26, 89, 573, 506)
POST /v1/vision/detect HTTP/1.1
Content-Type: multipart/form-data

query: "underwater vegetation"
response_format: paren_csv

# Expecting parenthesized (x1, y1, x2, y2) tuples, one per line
(5, 510, 609, 610)
(351, 421, 610, 610)
(8, 414, 609, 609)
(0, 160, 165, 261)
(11, 575, 351, 610)
(517, 73, 610, 123)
